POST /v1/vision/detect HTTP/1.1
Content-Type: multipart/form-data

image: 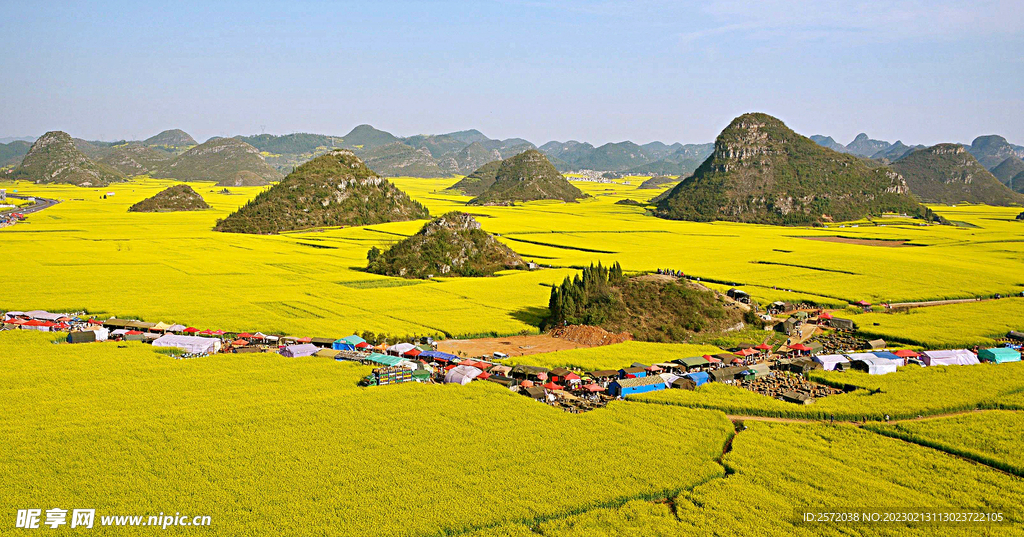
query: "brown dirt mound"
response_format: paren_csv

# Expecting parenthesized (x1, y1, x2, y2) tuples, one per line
(550, 325, 632, 346)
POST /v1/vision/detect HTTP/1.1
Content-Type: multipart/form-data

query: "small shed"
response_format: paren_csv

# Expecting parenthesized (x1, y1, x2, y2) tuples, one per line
(310, 337, 336, 348)
(677, 356, 710, 371)
(281, 344, 319, 358)
(1007, 331, 1024, 342)
(744, 363, 771, 379)
(709, 366, 747, 382)
(587, 369, 619, 380)
(316, 348, 341, 358)
(672, 377, 697, 390)
(607, 375, 667, 397)
(684, 371, 710, 386)
(978, 347, 1021, 364)
(867, 339, 886, 350)
(618, 366, 647, 379)
(781, 390, 815, 405)
(522, 386, 546, 400)
(831, 318, 855, 331)
(784, 358, 822, 374)
(777, 317, 798, 334)
(67, 331, 96, 344)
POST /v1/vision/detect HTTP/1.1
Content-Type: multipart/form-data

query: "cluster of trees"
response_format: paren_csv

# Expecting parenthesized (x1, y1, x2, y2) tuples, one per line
(546, 262, 626, 328)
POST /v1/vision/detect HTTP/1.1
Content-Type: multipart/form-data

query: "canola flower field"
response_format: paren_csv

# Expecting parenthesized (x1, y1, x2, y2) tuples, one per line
(2, 175, 1023, 346)
(864, 410, 1024, 476)
(0, 331, 732, 536)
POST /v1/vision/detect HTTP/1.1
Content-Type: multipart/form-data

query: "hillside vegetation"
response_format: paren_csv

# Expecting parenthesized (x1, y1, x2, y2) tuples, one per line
(445, 160, 500, 196)
(468, 150, 587, 205)
(367, 212, 523, 278)
(545, 263, 744, 342)
(153, 137, 284, 184)
(10, 131, 125, 186)
(214, 149, 428, 234)
(892, 144, 1023, 205)
(655, 113, 926, 225)
(360, 142, 445, 178)
(128, 184, 210, 212)
(637, 175, 679, 189)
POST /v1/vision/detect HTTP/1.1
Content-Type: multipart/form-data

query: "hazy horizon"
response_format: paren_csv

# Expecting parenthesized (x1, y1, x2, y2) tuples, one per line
(2, 0, 1022, 147)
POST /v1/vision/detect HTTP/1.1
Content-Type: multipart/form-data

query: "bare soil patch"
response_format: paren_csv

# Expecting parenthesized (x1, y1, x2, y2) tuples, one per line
(438, 333, 593, 359)
(799, 236, 911, 247)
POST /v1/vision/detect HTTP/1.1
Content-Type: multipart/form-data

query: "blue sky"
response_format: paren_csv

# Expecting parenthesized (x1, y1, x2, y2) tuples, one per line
(1, 0, 1022, 146)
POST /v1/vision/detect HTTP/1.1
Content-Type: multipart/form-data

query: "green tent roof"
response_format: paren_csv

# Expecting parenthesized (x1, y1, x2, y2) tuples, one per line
(366, 353, 406, 366)
(978, 347, 1021, 364)
(341, 335, 366, 345)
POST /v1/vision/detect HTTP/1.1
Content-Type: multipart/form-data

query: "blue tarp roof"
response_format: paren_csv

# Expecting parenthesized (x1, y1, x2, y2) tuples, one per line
(419, 350, 459, 362)
(872, 351, 902, 361)
(684, 372, 710, 386)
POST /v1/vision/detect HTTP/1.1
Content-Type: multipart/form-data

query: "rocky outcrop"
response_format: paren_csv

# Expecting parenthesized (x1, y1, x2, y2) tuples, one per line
(214, 149, 429, 234)
(467, 150, 587, 205)
(128, 184, 210, 212)
(11, 131, 125, 187)
(655, 113, 925, 225)
(891, 143, 1024, 205)
(367, 211, 523, 278)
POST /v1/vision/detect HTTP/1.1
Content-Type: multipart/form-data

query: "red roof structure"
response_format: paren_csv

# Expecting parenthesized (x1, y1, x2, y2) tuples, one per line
(541, 382, 563, 390)
(355, 342, 370, 349)
(231, 339, 249, 346)
(581, 384, 605, 392)
(183, 327, 200, 333)
(754, 343, 772, 351)
(736, 348, 759, 357)
(565, 372, 581, 381)
(894, 349, 920, 358)
(402, 348, 421, 358)
(819, 312, 833, 320)
(237, 332, 254, 339)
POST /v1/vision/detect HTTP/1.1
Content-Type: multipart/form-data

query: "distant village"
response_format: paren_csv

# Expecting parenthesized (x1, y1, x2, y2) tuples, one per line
(5, 301, 1022, 413)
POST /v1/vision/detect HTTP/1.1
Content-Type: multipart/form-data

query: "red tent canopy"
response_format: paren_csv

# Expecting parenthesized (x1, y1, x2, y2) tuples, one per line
(296, 337, 312, 343)
(705, 356, 722, 363)
(755, 343, 772, 351)
(402, 349, 421, 358)
(541, 382, 563, 390)
(736, 348, 758, 357)
(894, 349, 920, 358)
(212, 330, 226, 335)
(126, 330, 143, 335)
(582, 383, 605, 392)
(355, 342, 370, 349)
(520, 380, 534, 388)
(183, 327, 200, 333)
(199, 329, 213, 335)
(231, 339, 249, 346)
(789, 343, 811, 352)
(87, 319, 103, 325)
(565, 372, 581, 381)
(819, 312, 834, 320)
(855, 300, 872, 307)
(237, 332, 254, 338)
(476, 371, 491, 380)
(731, 358, 744, 364)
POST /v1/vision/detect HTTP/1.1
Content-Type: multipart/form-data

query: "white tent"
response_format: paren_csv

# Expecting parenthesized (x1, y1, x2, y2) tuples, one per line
(849, 355, 898, 375)
(152, 334, 220, 354)
(922, 349, 979, 366)
(444, 365, 483, 385)
(83, 326, 110, 341)
(813, 354, 850, 371)
(386, 342, 417, 356)
(281, 344, 319, 358)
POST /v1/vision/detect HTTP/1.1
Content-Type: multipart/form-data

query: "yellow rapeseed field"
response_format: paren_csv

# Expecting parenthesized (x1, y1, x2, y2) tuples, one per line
(1, 175, 1022, 344)
(0, 330, 732, 536)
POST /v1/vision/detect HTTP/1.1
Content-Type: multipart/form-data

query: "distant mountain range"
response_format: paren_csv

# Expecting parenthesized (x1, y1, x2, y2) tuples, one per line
(891, 144, 1024, 206)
